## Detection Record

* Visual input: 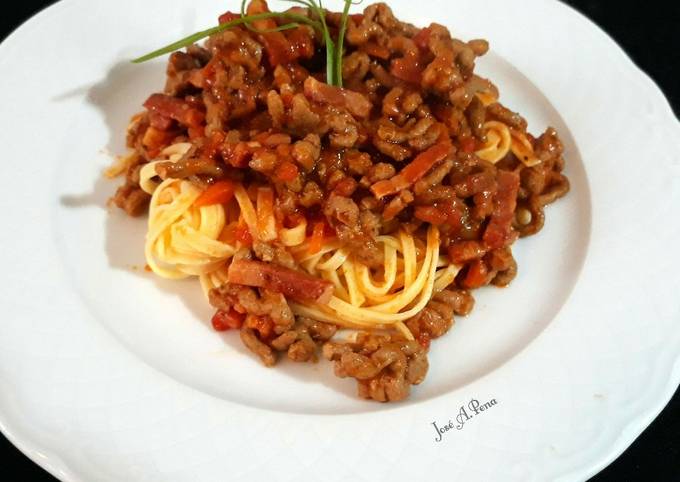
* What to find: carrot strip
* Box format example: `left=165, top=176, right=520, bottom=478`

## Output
left=371, top=140, right=452, bottom=199
left=194, top=180, right=235, bottom=207
left=308, top=221, right=325, bottom=255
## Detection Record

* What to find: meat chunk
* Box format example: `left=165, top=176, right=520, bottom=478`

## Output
left=241, top=327, right=276, bottom=367
left=112, top=183, right=150, bottom=217
left=324, top=192, right=360, bottom=226
left=323, top=333, right=429, bottom=402
left=209, top=283, right=294, bottom=331
left=143, top=93, right=205, bottom=127
left=227, top=259, right=334, bottom=304
left=303, top=76, right=372, bottom=118
left=482, top=170, right=520, bottom=249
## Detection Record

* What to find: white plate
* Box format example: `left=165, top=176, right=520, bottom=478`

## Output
left=0, top=0, right=678, bottom=480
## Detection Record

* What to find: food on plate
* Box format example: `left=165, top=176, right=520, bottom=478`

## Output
left=108, top=0, right=570, bottom=401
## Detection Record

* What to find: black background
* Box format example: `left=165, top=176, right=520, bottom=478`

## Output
left=1, top=1, right=678, bottom=480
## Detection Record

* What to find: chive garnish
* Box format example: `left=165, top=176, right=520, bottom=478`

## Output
left=131, top=0, right=359, bottom=87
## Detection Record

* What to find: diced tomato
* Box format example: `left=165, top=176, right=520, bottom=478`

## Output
left=275, top=161, right=299, bottom=182
left=143, top=93, right=205, bottom=127
left=261, top=33, right=294, bottom=66
left=303, top=77, right=371, bottom=118
left=200, top=130, right=225, bottom=159
left=417, top=332, right=431, bottom=350
left=245, top=315, right=274, bottom=339
left=333, top=177, right=358, bottom=197
left=482, top=170, right=520, bottom=249
left=222, top=142, right=253, bottom=168
left=211, top=309, right=245, bottom=331
left=142, top=126, right=176, bottom=157
left=194, top=180, right=236, bottom=207
left=350, top=14, right=364, bottom=24
left=288, top=27, right=314, bottom=59
left=235, top=223, right=253, bottom=247
left=413, top=26, right=432, bottom=51
left=448, top=241, right=487, bottom=264
left=414, top=205, right=448, bottom=225
left=218, top=11, right=240, bottom=24
left=361, top=41, right=391, bottom=59
left=201, top=56, right=221, bottom=87
left=390, top=55, right=423, bottom=84
left=460, top=137, right=477, bottom=153
left=308, top=221, right=326, bottom=255
left=149, top=112, right=174, bottom=130
left=247, top=0, right=295, bottom=66
left=188, top=126, right=204, bottom=140
left=461, top=259, right=490, bottom=289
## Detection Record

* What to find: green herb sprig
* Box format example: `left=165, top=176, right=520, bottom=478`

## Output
left=131, top=0, right=359, bottom=88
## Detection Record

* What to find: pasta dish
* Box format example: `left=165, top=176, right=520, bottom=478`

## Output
left=107, top=0, right=569, bottom=401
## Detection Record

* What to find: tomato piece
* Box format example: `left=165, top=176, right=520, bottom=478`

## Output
left=261, top=33, right=294, bottom=66
left=460, top=137, right=477, bottom=153
left=188, top=126, right=204, bottom=140
left=417, top=332, right=431, bottom=350
left=235, top=223, right=253, bottom=247
left=143, top=93, right=205, bottom=127
left=276, top=161, right=299, bottom=182
left=245, top=315, right=274, bottom=339
left=211, top=309, right=245, bottom=331
left=288, top=27, right=314, bottom=59
left=149, top=112, right=174, bottom=130
left=308, top=221, right=325, bottom=255
left=413, top=27, right=432, bottom=51
left=361, top=41, right=391, bottom=59
left=390, top=55, right=423, bottom=84
left=200, top=130, right=225, bottom=159
left=350, top=13, right=364, bottom=24
left=448, top=241, right=487, bottom=264
left=462, top=259, right=490, bottom=289
left=194, top=180, right=236, bottom=207
left=142, top=126, right=176, bottom=157
left=218, top=12, right=240, bottom=24
left=275, top=161, right=299, bottom=182
left=414, top=206, right=448, bottom=225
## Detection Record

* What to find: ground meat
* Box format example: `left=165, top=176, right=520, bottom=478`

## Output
left=363, top=162, right=396, bottom=185
left=165, top=50, right=205, bottom=96
left=323, top=332, right=428, bottom=402
left=342, top=51, right=371, bottom=84
left=252, top=241, right=297, bottom=269
left=405, top=288, right=473, bottom=340
left=413, top=159, right=454, bottom=195
left=289, top=94, right=321, bottom=135
left=112, top=183, right=150, bottom=217
left=324, top=192, right=360, bottom=226
left=324, top=110, right=360, bottom=148
left=209, top=284, right=294, bottom=333
left=432, top=288, right=475, bottom=316
left=269, top=317, right=337, bottom=362
left=346, top=150, right=373, bottom=175
left=299, top=181, right=324, bottom=207
left=487, top=102, right=527, bottom=131
left=383, top=87, right=423, bottom=118
left=241, top=327, right=276, bottom=366
left=466, top=95, right=486, bottom=140
left=292, top=134, right=321, bottom=171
